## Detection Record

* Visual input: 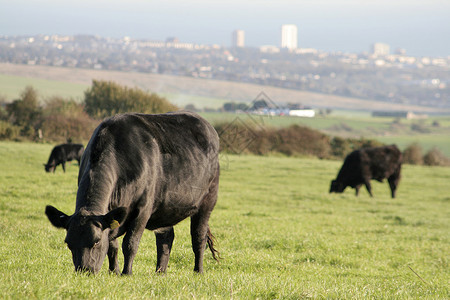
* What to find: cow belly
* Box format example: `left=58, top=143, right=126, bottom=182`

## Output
left=146, top=205, right=198, bottom=230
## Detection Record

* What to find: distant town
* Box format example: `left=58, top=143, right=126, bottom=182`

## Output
left=0, top=30, right=449, bottom=109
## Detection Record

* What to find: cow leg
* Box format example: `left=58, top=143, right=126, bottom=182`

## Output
left=190, top=171, right=219, bottom=273
left=364, top=180, right=373, bottom=197
left=155, top=226, right=175, bottom=273
left=388, top=174, right=400, bottom=198
left=355, top=184, right=362, bottom=196
left=108, top=239, right=120, bottom=274
left=121, top=211, right=150, bottom=275
left=62, top=162, right=66, bottom=173
left=190, top=213, right=211, bottom=273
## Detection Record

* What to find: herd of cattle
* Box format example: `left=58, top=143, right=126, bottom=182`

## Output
left=44, top=112, right=402, bottom=275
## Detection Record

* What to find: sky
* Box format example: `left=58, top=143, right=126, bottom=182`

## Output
left=1, top=0, right=449, bottom=57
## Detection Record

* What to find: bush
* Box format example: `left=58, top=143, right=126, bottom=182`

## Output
left=330, top=137, right=352, bottom=158
left=40, top=97, right=97, bottom=143
left=84, top=80, right=178, bottom=118
left=216, top=122, right=331, bottom=158
left=329, top=137, right=384, bottom=159
left=0, top=120, right=21, bottom=140
left=272, top=125, right=331, bottom=158
left=353, top=138, right=384, bottom=149
left=423, top=148, right=450, bottom=166
left=403, top=143, right=423, bottom=165
left=1, top=84, right=178, bottom=143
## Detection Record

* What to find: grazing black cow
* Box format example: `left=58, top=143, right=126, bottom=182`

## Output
left=330, top=145, right=402, bottom=198
left=44, top=143, right=84, bottom=173
left=45, top=112, right=220, bottom=275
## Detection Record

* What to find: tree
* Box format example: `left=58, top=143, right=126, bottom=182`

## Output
left=6, top=86, right=41, bottom=127
left=5, top=86, right=42, bottom=138
left=84, top=80, right=178, bottom=118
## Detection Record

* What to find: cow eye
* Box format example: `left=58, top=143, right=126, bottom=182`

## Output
left=93, top=241, right=100, bottom=248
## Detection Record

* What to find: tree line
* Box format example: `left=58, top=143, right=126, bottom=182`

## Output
left=0, top=80, right=177, bottom=143
left=0, top=81, right=448, bottom=166
left=216, top=122, right=450, bottom=166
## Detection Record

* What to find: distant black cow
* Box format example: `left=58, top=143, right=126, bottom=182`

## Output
left=45, top=112, right=220, bottom=275
left=44, top=143, right=84, bottom=173
left=330, top=145, right=402, bottom=198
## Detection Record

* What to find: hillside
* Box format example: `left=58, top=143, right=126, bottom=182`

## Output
left=1, top=63, right=448, bottom=113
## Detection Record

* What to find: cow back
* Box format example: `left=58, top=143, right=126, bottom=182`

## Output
left=75, top=112, right=219, bottom=219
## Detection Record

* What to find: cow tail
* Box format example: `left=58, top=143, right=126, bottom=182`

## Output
left=206, top=226, right=220, bottom=261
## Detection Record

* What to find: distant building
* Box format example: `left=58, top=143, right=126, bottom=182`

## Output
left=232, top=30, right=245, bottom=48
left=247, top=92, right=315, bottom=118
left=289, top=109, right=315, bottom=118
left=259, top=45, right=280, bottom=53
left=166, top=37, right=179, bottom=43
left=371, top=43, right=390, bottom=56
left=281, top=24, right=298, bottom=50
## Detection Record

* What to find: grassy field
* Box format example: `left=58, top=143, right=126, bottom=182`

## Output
left=2, top=63, right=449, bottom=114
left=1, top=64, right=450, bottom=157
left=0, top=141, right=448, bottom=299
left=0, top=73, right=228, bottom=110
left=0, top=73, right=89, bottom=101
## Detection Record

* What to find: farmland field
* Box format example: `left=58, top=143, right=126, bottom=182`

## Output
left=0, top=141, right=448, bottom=298
left=1, top=63, right=450, bottom=157
left=0, top=73, right=89, bottom=101
left=2, top=63, right=449, bottom=114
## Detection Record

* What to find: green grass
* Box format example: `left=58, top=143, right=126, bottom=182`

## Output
left=161, top=93, right=229, bottom=110
left=376, top=134, right=450, bottom=157
left=0, top=73, right=227, bottom=110
left=0, top=141, right=449, bottom=298
left=0, top=74, right=89, bottom=102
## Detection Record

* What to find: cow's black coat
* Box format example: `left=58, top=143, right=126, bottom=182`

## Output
left=45, top=112, right=220, bottom=274
left=330, top=145, right=402, bottom=198
left=44, top=143, right=84, bottom=173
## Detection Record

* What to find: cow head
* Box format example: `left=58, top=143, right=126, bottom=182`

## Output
left=44, top=163, right=55, bottom=173
left=45, top=205, right=127, bottom=273
left=329, top=180, right=345, bottom=193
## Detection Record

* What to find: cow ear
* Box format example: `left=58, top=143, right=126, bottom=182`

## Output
left=102, top=207, right=127, bottom=230
left=45, top=205, right=70, bottom=229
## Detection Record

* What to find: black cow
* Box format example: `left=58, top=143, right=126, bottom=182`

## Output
left=45, top=112, right=220, bottom=275
left=44, top=143, right=84, bottom=173
left=330, top=145, right=402, bottom=198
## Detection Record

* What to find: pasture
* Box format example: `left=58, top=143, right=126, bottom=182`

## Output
left=0, top=141, right=448, bottom=299
left=2, top=66, right=450, bottom=157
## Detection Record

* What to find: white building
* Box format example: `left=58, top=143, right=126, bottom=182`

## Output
left=259, top=45, right=280, bottom=53
left=281, top=24, right=298, bottom=50
left=289, top=109, right=315, bottom=118
left=371, top=43, right=390, bottom=56
left=232, top=30, right=245, bottom=48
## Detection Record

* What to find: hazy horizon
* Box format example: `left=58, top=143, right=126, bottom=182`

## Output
left=1, top=0, right=449, bottom=57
